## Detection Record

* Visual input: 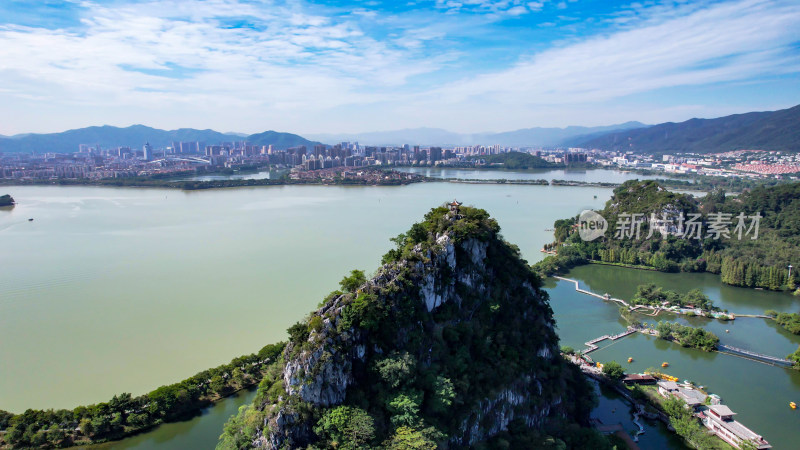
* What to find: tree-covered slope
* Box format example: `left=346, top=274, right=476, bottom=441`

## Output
left=578, top=104, right=800, bottom=154
left=220, top=205, right=605, bottom=449
left=472, top=151, right=559, bottom=169
left=245, top=130, right=323, bottom=150
left=535, top=180, right=800, bottom=292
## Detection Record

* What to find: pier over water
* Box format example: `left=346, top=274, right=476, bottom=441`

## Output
left=555, top=276, right=795, bottom=367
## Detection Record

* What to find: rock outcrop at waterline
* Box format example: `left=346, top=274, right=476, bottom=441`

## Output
left=0, top=194, right=14, bottom=207
left=233, top=205, right=594, bottom=449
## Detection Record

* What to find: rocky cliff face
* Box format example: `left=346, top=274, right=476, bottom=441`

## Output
left=248, top=206, right=588, bottom=449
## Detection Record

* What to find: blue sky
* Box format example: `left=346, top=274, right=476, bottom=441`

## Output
left=0, top=0, right=798, bottom=135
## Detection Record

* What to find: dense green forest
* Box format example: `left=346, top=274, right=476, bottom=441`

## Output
left=0, top=343, right=285, bottom=449
left=0, top=194, right=14, bottom=207
left=765, top=310, right=800, bottom=334
left=789, top=347, right=800, bottom=369
left=533, top=180, right=800, bottom=292
left=655, top=321, right=720, bottom=351
left=471, top=151, right=559, bottom=169
left=219, top=205, right=619, bottom=449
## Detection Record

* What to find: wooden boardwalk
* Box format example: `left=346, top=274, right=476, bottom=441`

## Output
left=582, top=327, right=637, bottom=354
left=554, top=276, right=630, bottom=307
left=554, top=276, right=796, bottom=368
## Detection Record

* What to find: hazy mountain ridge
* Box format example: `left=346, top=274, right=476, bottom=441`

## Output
left=482, top=121, right=647, bottom=147
left=0, top=125, right=320, bottom=153
left=3, top=103, right=797, bottom=154
left=576, top=104, right=800, bottom=154
left=307, top=122, right=648, bottom=147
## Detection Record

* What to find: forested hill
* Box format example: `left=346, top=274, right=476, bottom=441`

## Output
left=246, top=130, right=322, bottom=150
left=576, top=104, right=800, bottom=154
left=535, top=180, right=800, bottom=292
left=472, top=151, right=559, bottom=169
left=0, top=125, right=322, bottom=153
left=219, top=205, right=615, bottom=449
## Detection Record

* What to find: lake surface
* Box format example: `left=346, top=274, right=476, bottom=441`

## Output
left=0, top=182, right=608, bottom=413
left=174, top=168, right=290, bottom=182
left=86, top=388, right=257, bottom=450
left=2, top=180, right=797, bottom=448
left=590, top=380, right=685, bottom=450
left=546, top=264, right=800, bottom=449
left=398, top=166, right=675, bottom=183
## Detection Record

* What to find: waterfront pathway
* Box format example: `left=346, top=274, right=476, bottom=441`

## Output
left=555, top=276, right=795, bottom=368
left=554, top=276, right=630, bottom=307
left=555, top=275, right=756, bottom=320
left=582, top=327, right=637, bottom=354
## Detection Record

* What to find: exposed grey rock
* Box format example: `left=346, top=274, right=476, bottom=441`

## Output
left=255, top=233, right=562, bottom=449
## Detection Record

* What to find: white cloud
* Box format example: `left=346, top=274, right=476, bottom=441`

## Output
left=0, top=0, right=444, bottom=115
left=527, top=2, right=545, bottom=11
left=0, top=0, right=798, bottom=134
left=434, top=0, right=542, bottom=15
left=430, top=0, right=800, bottom=106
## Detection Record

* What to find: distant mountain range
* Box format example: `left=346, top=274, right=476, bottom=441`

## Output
left=574, top=104, right=800, bottom=154
left=0, top=125, right=321, bottom=153
left=1, top=104, right=797, bottom=154
left=306, top=122, right=648, bottom=147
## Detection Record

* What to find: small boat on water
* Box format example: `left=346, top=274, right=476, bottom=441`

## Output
left=28, top=218, right=33, bottom=222
left=791, top=402, right=797, bottom=410
left=628, top=357, right=633, bottom=363
left=662, top=362, right=669, bottom=367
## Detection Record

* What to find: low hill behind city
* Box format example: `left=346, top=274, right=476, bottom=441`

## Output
left=574, top=104, right=800, bottom=154
left=0, top=125, right=321, bottom=153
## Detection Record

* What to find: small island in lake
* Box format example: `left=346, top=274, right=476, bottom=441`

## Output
left=0, top=194, right=15, bottom=207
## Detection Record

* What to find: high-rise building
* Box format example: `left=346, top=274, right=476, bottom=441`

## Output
left=429, top=147, right=443, bottom=162
left=142, top=142, right=153, bottom=161
left=175, top=141, right=197, bottom=154
left=565, top=152, right=587, bottom=164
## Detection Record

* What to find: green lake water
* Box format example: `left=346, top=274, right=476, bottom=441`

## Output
left=0, top=182, right=608, bottom=412
left=398, top=166, right=674, bottom=183
left=1, top=177, right=797, bottom=448
left=84, top=388, right=257, bottom=450
left=547, top=264, right=800, bottom=449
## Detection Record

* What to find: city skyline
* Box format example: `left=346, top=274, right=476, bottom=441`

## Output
left=1, top=0, right=799, bottom=135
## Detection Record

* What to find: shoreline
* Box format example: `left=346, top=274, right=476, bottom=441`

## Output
left=0, top=343, right=285, bottom=449
left=0, top=175, right=700, bottom=191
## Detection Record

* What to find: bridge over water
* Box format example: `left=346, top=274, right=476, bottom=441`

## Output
left=717, top=344, right=794, bottom=367
left=554, top=276, right=796, bottom=368
left=149, top=156, right=211, bottom=165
